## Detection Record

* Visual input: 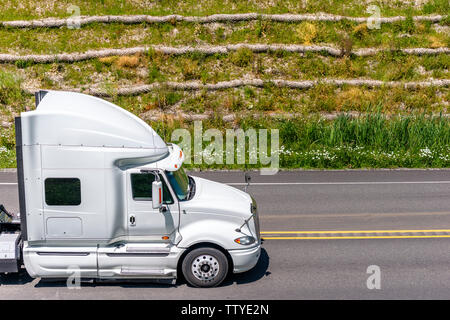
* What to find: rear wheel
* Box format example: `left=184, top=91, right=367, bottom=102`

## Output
left=182, top=247, right=229, bottom=288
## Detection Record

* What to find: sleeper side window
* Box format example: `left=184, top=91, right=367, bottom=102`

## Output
left=131, top=173, right=174, bottom=204
left=45, top=178, right=81, bottom=206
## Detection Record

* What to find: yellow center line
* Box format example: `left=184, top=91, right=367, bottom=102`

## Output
left=260, top=229, right=450, bottom=240
left=263, top=235, right=450, bottom=240
left=261, top=229, right=450, bottom=234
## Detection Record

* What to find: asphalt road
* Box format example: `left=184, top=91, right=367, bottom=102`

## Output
left=1, top=169, right=449, bottom=299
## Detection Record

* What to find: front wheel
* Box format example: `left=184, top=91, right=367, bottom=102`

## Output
left=182, top=247, right=229, bottom=288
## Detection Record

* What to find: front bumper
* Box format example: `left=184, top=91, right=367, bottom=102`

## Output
left=229, top=244, right=261, bottom=273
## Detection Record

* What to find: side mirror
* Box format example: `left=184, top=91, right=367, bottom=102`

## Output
left=152, top=180, right=163, bottom=209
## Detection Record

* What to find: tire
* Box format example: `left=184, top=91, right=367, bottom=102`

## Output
left=182, top=247, right=229, bottom=288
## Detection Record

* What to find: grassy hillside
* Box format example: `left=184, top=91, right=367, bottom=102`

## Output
left=0, top=0, right=448, bottom=20
left=0, top=0, right=448, bottom=169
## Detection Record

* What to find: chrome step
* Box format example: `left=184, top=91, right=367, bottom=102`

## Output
left=120, top=267, right=176, bottom=276
left=125, top=246, right=170, bottom=254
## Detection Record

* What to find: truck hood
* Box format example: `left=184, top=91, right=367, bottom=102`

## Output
left=182, top=176, right=252, bottom=220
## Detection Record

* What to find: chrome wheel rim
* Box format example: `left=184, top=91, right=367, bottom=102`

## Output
left=191, top=254, right=220, bottom=282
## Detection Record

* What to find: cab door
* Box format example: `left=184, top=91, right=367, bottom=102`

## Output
left=126, top=169, right=179, bottom=239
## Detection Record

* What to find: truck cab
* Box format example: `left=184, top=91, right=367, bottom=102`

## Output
left=12, top=90, right=261, bottom=287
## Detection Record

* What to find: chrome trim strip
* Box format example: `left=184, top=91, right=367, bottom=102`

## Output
left=36, top=251, right=90, bottom=256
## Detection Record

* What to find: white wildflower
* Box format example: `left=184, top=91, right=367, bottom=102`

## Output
left=419, top=148, right=433, bottom=158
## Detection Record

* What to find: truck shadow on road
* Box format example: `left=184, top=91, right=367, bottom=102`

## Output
left=0, top=269, right=34, bottom=286
left=221, top=248, right=270, bottom=287
left=0, top=248, right=270, bottom=289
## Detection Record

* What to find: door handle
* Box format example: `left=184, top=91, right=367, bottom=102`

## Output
left=130, top=215, right=136, bottom=226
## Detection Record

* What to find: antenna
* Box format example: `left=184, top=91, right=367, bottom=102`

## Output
left=244, top=171, right=251, bottom=193
left=243, top=153, right=251, bottom=193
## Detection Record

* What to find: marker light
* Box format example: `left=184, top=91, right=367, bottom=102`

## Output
left=234, top=236, right=256, bottom=245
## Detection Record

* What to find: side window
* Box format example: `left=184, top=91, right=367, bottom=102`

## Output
left=45, top=178, right=81, bottom=206
left=131, top=173, right=174, bottom=204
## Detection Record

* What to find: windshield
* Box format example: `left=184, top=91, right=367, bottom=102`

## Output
left=165, top=167, right=190, bottom=201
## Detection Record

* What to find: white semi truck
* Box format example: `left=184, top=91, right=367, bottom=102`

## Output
left=0, top=90, right=261, bottom=288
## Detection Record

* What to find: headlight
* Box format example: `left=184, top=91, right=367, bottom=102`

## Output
left=234, top=236, right=256, bottom=245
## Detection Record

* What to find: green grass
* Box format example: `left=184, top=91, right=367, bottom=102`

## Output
left=0, top=125, right=16, bottom=168
left=5, top=51, right=449, bottom=84
left=0, top=0, right=448, bottom=169
left=0, top=70, right=23, bottom=107
left=0, top=19, right=447, bottom=55
left=276, top=115, right=450, bottom=168
left=0, top=147, right=15, bottom=168
left=153, top=114, right=450, bottom=169
left=0, top=0, right=448, bottom=21
left=1, top=112, right=449, bottom=169
left=111, top=85, right=448, bottom=115
left=0, top=50, right=447, bottom=117
left=155, top=114, right=450, bottom=169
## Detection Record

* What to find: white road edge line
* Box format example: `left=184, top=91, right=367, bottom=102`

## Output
left=226, top=181, right=450, bottom=185
left=1, top=181, right=450, bottom=186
